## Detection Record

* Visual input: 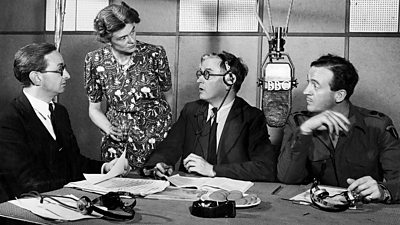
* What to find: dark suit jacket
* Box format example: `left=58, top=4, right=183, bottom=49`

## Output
left=0, top=93, right=103, bottom=202
left=145, top=97, right=277, bottom=181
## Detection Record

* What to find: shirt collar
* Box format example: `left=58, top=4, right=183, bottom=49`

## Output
left=23, top=89, right=54, bottom=117
left=207, top=99, right=235, bottom=121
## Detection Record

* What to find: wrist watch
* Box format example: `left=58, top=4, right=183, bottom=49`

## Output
left=379, top=184, right=392, bottom=204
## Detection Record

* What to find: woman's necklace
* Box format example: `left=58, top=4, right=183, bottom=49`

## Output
left=111, top=48, right=134, bottom=75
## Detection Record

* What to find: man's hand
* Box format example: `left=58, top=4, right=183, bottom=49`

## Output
left=183, top=153, right=215, bottom=177
left=103, top=157, right=131, bottom=176
left=347, top=176, right=384, bottom=202
left=143, top=162, right=173, bottom=178
left=300, top=110, right=350, bottom=136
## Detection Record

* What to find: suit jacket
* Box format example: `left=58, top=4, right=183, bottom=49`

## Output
left=0, top=93, right=103, bottom=202
left=145, top=97, right=277, bottom=181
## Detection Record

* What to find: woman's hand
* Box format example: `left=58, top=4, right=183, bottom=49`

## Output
left=106, top=125, right=123, bottom=141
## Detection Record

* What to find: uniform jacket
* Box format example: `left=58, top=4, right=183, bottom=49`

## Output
left=0, top=93, right=103, bottom=202
left=145, top=97, right=277, bottom=181
left=277, top=103, right=400, bottom=203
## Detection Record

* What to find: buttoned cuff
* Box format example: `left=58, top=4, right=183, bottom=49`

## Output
left=379, top=183, right=392, bottom=204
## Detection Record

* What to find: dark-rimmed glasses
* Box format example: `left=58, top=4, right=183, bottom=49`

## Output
left=196, top=70, right=226, bottom=80
left=40, top=64, right=67, bottom=76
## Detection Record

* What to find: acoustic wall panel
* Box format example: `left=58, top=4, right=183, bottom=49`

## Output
left=116, top=0, right=177, bottom=32
left=76, top=0, right=109, bottom=31
left=0, top=0, right=45, bottom=31
left=179, top=0, right=218, bottom=32
left=46, top=0, right=77, bottom=31
left=350, top=0, right=399, bottom=32
left=46, top=0, right=108, bottom=31
left=0, top=35, right=46, bottom=110
left=349, top=37, right=400, bottom=129
left=218, top=0, right=258, bottom=32
left=263, top=0, right=346, bottom=33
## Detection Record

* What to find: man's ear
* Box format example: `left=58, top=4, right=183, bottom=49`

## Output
left=29, top=71, right=41, bottom=86
left=334, top=89, right=347, bottom=103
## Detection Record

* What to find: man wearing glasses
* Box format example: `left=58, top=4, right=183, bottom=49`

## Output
left=0, top=43, right=130, bottom=202
left=144, top=51, right=277, bottom=181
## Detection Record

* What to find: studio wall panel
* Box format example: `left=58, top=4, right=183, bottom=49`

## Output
left=349, top=37, right=400, bottom=129
left=0, top=0, right=45, bottom=31
left=46, top=34, right=104, bottom=160
left=178, top=36, right=260, bottom=114
left=262, top=37, right=345, bottom=112
left=263, top=0, right=346, bottom=33
left=0, top=35, right=45, bottom=107
left=113, top=0, right=177, bottom=32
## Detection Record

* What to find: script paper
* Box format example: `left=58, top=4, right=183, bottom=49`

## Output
left=166, top=174, right=253, bottom=192
left=84, top=149, right=127, bottom=184
left=65, top=177, right=170, bottom=196
left=145, top=186, right=211, bottom=201
left=9, top=194, right=101, bottom=221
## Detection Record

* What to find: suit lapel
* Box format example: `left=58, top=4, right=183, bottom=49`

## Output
left=16, top=93, right=57, bottom=142
left=193, top=103, right=210, bottom=159
left=217, top=98, right=244, bottom=163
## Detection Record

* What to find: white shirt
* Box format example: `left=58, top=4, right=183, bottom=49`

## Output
left=23, top=90, right=56, bottom=140
left=207, top=99, right=235, bottom=151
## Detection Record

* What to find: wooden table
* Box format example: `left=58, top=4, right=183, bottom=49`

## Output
left=0, top=182, right=399, bottom=225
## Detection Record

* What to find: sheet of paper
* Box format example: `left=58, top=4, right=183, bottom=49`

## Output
left=84, top=149, right=127, bottom=185
left=145, top=186, right=211, bottom=201
left=166, top=174, right=254, bottom=193
left=65, top=177, right=170, bottom=196
left=9, top=194, right=101, bottom=221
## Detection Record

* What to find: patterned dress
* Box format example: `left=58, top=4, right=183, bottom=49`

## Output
left=84, top=41, right=172, bottom=170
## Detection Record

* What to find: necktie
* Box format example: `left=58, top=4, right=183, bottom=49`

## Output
left=207, top=107, right=218, bottom=164
left=49, top=103, right=57, bottom=138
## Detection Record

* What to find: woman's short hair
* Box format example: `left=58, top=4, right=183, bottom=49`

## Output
left=94, top=2, right=140, bottom=43
left=13, top=43, right=57, bottom=87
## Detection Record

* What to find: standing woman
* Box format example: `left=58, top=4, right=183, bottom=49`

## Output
left=84, top=2, right=173, bottom=171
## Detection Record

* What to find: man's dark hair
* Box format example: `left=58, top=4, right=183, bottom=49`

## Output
left=201, top=51, right=248, bottom=92
left=310, top=54, right=359, bottom=100
left=13, top=43, right=57, bottom=87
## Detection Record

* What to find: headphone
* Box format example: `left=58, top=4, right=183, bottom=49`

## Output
left=77, top=191, right=136, bottom=220
left=310, top=179, right=360, bottom=212
left=223, top=62, right=236, bottom=87
left=22, top=191, right=137, bottom=221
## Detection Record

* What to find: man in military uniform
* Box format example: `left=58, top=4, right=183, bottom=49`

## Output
left=277, top=54, right=400, bottom=203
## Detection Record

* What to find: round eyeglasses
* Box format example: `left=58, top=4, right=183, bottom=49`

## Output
left=196, top=70, right=226, bottom=80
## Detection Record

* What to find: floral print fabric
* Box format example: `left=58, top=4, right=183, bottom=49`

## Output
left=84, top=41, right=172, bottom=170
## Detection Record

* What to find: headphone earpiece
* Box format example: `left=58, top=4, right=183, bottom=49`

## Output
left=76, top=192, right=136, bottom=220
left=77, top=196, right=94, bottom=215
left=223, top=71, right=236, bottom=86
left=314, top=189, right=329, bottom=199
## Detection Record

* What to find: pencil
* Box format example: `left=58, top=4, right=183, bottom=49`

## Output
left=271, top=185, right=283, bottom=195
